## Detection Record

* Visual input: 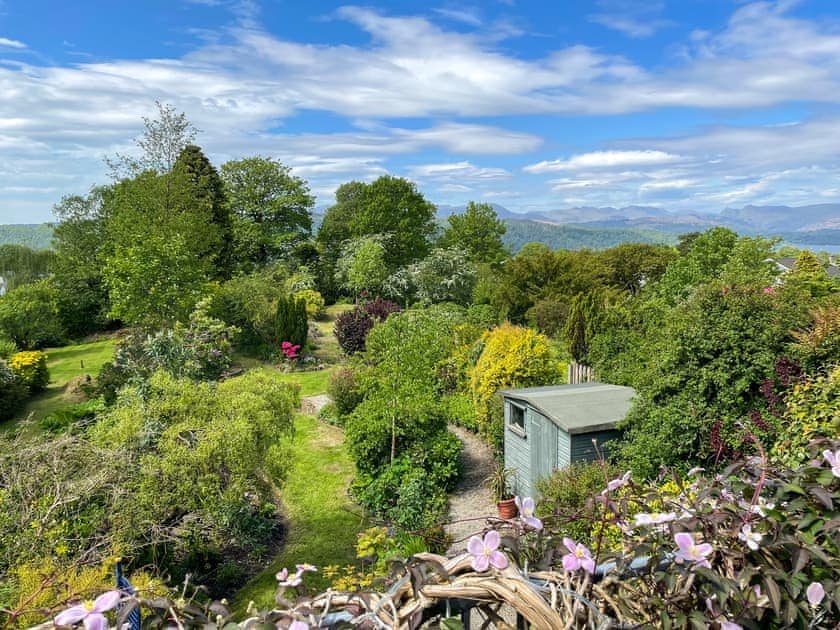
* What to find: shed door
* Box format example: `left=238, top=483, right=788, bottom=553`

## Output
left=529, top=412, right=557, bottom=497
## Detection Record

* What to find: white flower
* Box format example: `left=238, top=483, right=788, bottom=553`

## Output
left=634, top=512, right=677, bottom=527
left=737, top=524, right=762, bottom=550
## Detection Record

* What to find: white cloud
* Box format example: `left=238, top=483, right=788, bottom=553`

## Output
left=0, top=37, right=25, bottom=49
left=408, top=161, right=511, bottom=182
left=525, top=150, right=680, bottom=173
left=639, top=178, right=697, bottom=191
left=6, top=1, right=840, bottom=220
left=432, top=7, right=483, bottom=27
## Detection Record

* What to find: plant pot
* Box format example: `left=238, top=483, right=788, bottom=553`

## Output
left=497, top=498, right=518, bottom=519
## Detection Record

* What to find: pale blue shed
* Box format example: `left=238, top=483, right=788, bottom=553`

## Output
left=501, top=383, right=635, bottom=498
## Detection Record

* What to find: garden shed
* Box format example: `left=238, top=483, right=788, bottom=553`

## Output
left=500, top=383, right=636, bottom=498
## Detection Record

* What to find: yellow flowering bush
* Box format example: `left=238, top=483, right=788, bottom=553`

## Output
left=9, top=350, right=49, bottom=393
left=470, top=323, right=563, bottom=449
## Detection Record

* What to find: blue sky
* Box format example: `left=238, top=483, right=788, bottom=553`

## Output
left=3, top=0, right=840, bottom=223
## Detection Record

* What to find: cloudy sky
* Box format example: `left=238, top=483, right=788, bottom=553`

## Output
left=2, top=0, right=840, bottom=223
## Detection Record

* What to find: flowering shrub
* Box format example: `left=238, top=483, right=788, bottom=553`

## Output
left=470, top=323, right=562, bottom=451
left=9, top=350, right=49, bottom=393
left=280, top=341, right=300, bottom=359
left=12, top=438, right=840, bottom=629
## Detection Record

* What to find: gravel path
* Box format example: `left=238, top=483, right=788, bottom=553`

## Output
left=300, top=394, right=331, bottom=416
left=446, top=424, right=497, bottom=554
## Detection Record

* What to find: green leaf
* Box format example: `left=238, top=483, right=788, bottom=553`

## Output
left=762, top=575, right=782, bottom=613
left=440, top=618, right=465, bottom=630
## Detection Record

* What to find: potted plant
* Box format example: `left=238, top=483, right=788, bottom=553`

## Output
left=486, top=464, right=518, bottom=519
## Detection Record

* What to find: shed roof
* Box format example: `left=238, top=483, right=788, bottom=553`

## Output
left=499, top=383, right=636, bottom=435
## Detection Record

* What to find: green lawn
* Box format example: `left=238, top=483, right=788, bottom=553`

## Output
left=273, top=368, right=333, bottom=396
left=2, top=337, right=116, bottom=435
left=234, top=412, right=363, bottom=613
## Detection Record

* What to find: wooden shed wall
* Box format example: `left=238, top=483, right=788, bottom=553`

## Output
left=570, top=430, right=623, bottom=463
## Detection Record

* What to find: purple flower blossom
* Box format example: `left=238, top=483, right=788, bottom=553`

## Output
left=514, top=496, right=542, bottom=530
left=561, top=537, right=595, bottom=574
left=721, top=621, right=743, bottom=630
left=289, top=621, right=309, bottom=630
left=823, top=449, right=840, bottom=478
left=737, top=524, right=762, bottom=550
left=806, top=582, right=825, bottom=607
left=633, top=512, right=677, bottom=527
left=276, top=567, right=302, bottom=587
left=602, top=470, right=631, bottom=494
left=673, top=532, right=713, bottom=569
left=467, top=531, right=508, bottom=572
left=54, top=591, right=121, bottom=630
left=296, top=563, right=317, bottom=574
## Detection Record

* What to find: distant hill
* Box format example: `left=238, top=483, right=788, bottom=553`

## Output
left=0, top=224, right=54, bottom=250
left=502, top=219, right=677, bottom=252
left=436, top=202, right=840, bottom=245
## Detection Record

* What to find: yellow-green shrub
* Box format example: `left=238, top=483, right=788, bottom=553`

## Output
left=294, top=288, right=325, bottom=320
left=470, top=323, right=563, bottom=447
left=770, top=366, right=840, bottom=467
left=8, top=556, right=166, bottom=627
left=9, top=350, right=49, bottom=393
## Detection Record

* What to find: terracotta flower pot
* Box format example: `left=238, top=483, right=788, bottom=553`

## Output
left=497, top=497, right=519, bottom=519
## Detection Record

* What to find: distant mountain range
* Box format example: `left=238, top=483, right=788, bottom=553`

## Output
left=2, top=202, right=838, bottom=256
left=437, top=202, right=840, bottom=242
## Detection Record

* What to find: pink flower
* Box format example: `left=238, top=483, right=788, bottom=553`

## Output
left=289, top=621, right=309, bottom=630
left=296, top=563, right=317, bottom=574
left=737, top=524, right=762, bottom=550
left=276, top=567, right=302, bottom=587
left=721, top=621, right=743, bottom=630
left=54, top=591, right=121, bottom=630
left=561, top=537, right=595, bottom=574
left=602, top=470, right=631, bottom=494
left=806, top=582, right=825, bottom=607
left=634, top=512, right=677, bottom=527
left=514, top=496, right=542, bottom=530
left=823, top=449, right=840, bottom=478
left=467, top=531, right=508, bottom=572
left=673, top=532, right=713, bottom=569
left=762, top=286, right=775, bottom=294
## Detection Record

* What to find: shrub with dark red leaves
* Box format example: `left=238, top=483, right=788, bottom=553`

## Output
left=362, top=298, right=402, bottom=322
left=334, top=308, right=374, bottom=355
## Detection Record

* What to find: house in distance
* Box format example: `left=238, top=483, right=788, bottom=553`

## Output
left=501, top=383, right=636, bottom=498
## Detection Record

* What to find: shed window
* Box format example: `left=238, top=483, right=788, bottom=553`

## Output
left=509, top=402, right=526, bottom=433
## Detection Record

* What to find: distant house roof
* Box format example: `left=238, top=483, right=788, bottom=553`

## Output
left=499, top=383, right=636, bottom=435
left=769, top=257, right=840, bottom=279
left=774, top=257, right=797, bottom=271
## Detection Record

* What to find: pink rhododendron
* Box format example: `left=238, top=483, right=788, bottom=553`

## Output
left=467, top=530, right=508, bottom=572
left=673, top=532, right=713, bottom=568
left=561, top=537, right=595, bottom=573
left=54, top=591, right=121, bottom=630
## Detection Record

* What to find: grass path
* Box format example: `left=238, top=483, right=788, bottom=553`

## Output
left=233, top=412, right=363, bottom=612
left=2, top=337, right=117, bottom=435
